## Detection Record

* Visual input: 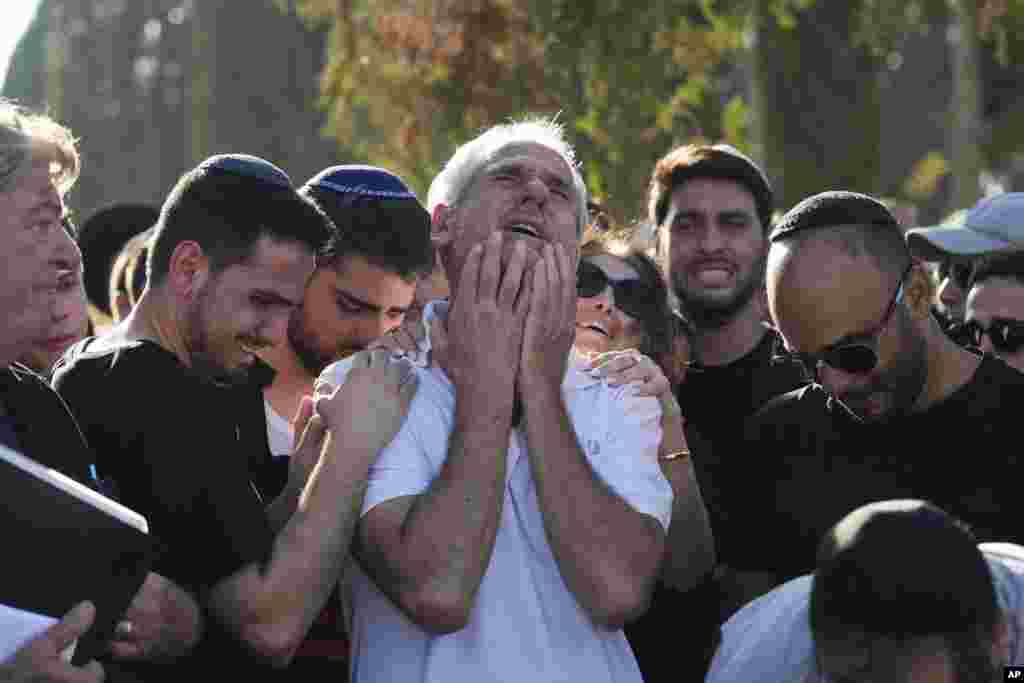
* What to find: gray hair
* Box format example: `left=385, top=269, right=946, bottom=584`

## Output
left=427, top=116, right=589, bottom=236
left=0, top=99, right=80, bottom=196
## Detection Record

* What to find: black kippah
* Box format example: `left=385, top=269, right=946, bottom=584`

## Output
left=770, top=191, right=900, bottom=243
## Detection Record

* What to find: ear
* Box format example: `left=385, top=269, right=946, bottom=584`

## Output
left=904, top=261, right=935, bottom=320
left=431, top=204, right=455, bottom=250
left=167, top=241, right=210, bottom=302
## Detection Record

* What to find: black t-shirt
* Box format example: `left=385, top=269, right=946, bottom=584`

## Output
left=625, top=328, right=808, bottom=683
left=0, top=363, right=95, bottom=486
left=718, top=353, right=1024, bottom=584
left=678, top=326, right=810, bottom=458
left=679, top=328, right=810, bottom=571
left=52, top=339, right=277, bottom=679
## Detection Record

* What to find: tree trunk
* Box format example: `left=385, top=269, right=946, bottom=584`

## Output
left=750, top=0, right=884, bottom=213
left=948, top=0, right=983, bottom=210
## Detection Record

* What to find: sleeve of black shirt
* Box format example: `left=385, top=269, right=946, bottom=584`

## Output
left=53, top=349, right=274, bottom=595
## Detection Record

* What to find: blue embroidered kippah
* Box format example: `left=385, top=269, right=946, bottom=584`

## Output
left=302, top=165, right=417, bottom=200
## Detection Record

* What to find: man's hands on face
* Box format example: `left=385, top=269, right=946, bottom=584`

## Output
left=5, top=601, right=104, bottom=683
left=314, top=349, right=419, bottom=455
left=518, top=243, right=576, bottom=392
left=445, top=232, right=532, bottom=416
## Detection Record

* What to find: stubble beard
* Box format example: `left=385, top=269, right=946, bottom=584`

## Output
left=287, top=310, right=334, bottom=379
left=672, top=263, right=762, bottom=331
left=186, top=291, right=249, bottom=387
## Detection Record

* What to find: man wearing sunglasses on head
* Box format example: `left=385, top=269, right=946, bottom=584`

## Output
left=709, top=191, right=1024, bottom=614
left=965, top=250, right=1024, bottom=371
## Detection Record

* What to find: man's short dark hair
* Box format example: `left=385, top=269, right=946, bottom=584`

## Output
left=969, top=250, right=1024, bottom=289
left=148, top=157, right=332, bottom=285
left=303, top=188, right=434, bottom=283
left=648, top=143, right=774, bottom=231
left=810, top=500, right=1000, bottom=682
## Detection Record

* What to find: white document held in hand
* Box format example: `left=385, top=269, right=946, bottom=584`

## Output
left=0, top=444, right=148, bottom=663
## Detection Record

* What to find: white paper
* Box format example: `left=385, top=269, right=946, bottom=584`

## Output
left=0, top=603, right=66, bottom=663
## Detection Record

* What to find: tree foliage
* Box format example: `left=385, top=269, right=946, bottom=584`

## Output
left=296, top=0, right=803, bottom=220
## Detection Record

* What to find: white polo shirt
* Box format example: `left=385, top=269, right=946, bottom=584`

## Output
left=706, top=542, right=1024, bottom=682
left=319, top=300, right=673, bottom=683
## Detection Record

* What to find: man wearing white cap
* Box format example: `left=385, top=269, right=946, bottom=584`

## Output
left=908, top=194, right=1024, bottom=351
left=907, top=193, right=1024, bottom=260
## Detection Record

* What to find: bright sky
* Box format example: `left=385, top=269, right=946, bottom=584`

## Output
left=0, top=0, right=42, bottom=90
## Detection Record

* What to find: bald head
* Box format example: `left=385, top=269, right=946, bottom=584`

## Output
left=768, top=224, right=910, bottom=345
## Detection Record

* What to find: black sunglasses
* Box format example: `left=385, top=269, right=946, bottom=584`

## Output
left=963, top=317, right=1024, bottom=353
left=777, top=265, right=910, bottom=379
left=576, top=260, right=655, bottom=320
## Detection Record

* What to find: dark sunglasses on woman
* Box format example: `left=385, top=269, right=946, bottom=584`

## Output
left=576, top=260, right=655, bottom=320
left=963, top=317, right=1024, bottom=353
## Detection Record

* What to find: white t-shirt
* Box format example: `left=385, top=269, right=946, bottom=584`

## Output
left=264, top=400, right=293, bottom=459
left=706, top=542, right=1024, bottom=682
left=319, top=300, right=673, bottom=683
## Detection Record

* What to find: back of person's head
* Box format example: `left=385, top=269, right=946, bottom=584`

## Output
left=579, top=226, right=688, bottom=385
left=426, top=116, right=589, bottom=236
left=300, top=165, right=433, bottom=282
left=810, top=500, right=1001, bottom=683
left=0, top=98, right=79, bottom=197
left=770, top=190, right=911, bottom=280
left=148, top=154, right=332, bottom=287
left=108, top=227, right=154, bottom=322
left=969, top=250, right=1024, bottom=289
left=648, top=143, right=774, bottom=232
left=77, top=203, right=159, bottom=319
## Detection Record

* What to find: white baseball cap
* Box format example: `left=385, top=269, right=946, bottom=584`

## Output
left=906, top=193, right=1024, bottom=261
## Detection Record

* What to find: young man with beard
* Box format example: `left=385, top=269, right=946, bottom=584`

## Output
left=249, top=165, right=432, bottom=679
left=719, top=191, right=1024, bottom=609
left=627, top=144, right=809, bottom=682
left=52, top=154, right=418, bottom=681
left=259, top=165, right=433, bottom=461
left=324, top=119, right=672, bottom=683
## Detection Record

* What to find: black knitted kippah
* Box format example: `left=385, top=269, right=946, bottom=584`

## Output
left=770, top=191, right=900, bottom=243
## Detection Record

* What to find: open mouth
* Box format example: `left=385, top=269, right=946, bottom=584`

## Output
left=580, top=323, right=609, bottom=337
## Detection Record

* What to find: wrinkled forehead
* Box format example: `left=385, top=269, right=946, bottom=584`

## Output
left=767, top=240, right=890, bottom=352
left=482, top=142, right=575, bottom=181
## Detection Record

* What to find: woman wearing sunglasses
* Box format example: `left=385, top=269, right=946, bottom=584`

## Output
left=965, top=250, right=1024, bottom=371
left=573, top=228, right=715, bottom=680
